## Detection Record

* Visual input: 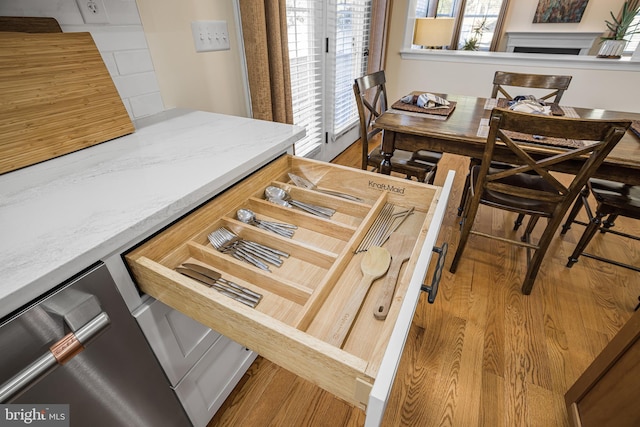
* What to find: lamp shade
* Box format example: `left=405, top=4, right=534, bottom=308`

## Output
left=413, top=17, right=455, bottom=48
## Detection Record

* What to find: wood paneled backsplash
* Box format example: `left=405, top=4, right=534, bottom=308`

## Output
left=0, top=31, right=134, bottom=175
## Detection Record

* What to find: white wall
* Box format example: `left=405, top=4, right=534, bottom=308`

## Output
left=386, top=0, right=640, bottom=114
left=0, top=0, right=165, bottom=121
left=134, top=0, right=249, bottom=118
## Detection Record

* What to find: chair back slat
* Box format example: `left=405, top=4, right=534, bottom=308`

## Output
left=354, top=70, right=388, bottom=169
left=479, top=108, right=630, bottom=218
left=491, top=71, right=572, bottom=103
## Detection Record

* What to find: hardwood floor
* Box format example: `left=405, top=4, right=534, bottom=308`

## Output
left=208, top=139, right=639, bottom=427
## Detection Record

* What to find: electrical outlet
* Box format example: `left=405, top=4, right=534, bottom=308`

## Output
left=76, top=0, right=109, bottom=24
left=191, top=21, right=230, bottom=53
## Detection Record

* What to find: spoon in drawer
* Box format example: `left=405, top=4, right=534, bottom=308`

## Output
left=373, top=233, right=413, bottom=320
left=327, top=246, right=391, bottom=347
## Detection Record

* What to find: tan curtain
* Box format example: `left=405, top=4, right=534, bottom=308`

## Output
left=367, top=0, right=392, bottom=74
left=239, top=0, right=293, bottom=124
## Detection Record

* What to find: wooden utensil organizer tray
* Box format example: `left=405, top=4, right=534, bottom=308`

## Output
left=126, top=155, right=449, bottom=415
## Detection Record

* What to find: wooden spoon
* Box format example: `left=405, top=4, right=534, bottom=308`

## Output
left=373, top=233, right=413, bottom=320
left=327, top=246, right=391, bottom=347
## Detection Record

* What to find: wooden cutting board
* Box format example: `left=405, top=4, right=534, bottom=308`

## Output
left=0, top=31, right=135, bottom=175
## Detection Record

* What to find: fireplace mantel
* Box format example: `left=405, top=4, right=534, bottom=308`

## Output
left=505, top=32, right=602, bottom=55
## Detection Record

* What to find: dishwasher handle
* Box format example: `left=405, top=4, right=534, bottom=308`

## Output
left=0, top=311, right=110, bottom=403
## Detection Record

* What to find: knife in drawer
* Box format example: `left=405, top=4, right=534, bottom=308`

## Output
left=181, top=263, right=263, bottom=301
left=175, top=267, right=260, bottom=307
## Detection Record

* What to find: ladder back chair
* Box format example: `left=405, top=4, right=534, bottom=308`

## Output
left=457, top=71, right=574, bottom=221
left=450, top=108, right=630, bottom=295
left=561, top=178, right=640, bottom=272
left=353, top=70, right=442, bottom=184
left=492, top=71, right=572, bottom=103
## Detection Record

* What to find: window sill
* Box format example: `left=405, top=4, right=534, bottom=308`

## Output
left=399, top=49, right=640, bottom=71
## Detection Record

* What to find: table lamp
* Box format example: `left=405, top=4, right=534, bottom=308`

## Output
left=413, top=17, right=455, bottom=49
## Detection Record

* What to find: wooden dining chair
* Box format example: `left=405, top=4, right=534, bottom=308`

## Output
left=561, top=178, right=640, bottom=272
left=492, top=71, right=572, bottom=103
left=457, top=71, right=574, bottom=221
left=353, top=70, right=442, bottom=184
left=450, top=108, right=630, bottom=295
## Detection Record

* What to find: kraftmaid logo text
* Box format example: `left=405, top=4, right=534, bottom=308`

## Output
left=1, top=405, right=68, bottom=426
left=368, top=180, right=406, bottom=194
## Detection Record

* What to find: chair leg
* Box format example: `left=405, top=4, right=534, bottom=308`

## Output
left=521, top=215, right=539, bottom=242
left=601, top=214, right=618, bottom=233
left=561, top=187, right=588, bottom=235
left=457, top=173, right=471, bottom=216
left=450, top=188, right=482, bottom=274
left=457, top=159, right=480, bottom=216
left=566, top=210, right=606, bottom=268
left=513, top=213, right=526, bottom=231
left=521, top=214, right=566, bottom=295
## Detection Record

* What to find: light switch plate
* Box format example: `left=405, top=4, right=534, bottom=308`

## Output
left=191, top=21, right=230, bottom=52
left=76, top=0, right=109, bottom=24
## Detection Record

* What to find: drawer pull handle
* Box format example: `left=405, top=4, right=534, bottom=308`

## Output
left=421, top=242, right=448, bottom=304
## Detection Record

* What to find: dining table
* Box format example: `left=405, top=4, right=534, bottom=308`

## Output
left=373, top=93, right=640, bottom=185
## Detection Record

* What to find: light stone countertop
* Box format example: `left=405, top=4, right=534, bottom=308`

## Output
left=0, top=109, right=304, bottom=319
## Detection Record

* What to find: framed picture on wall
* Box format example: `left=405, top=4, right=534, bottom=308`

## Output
left=533, top=0, right=590, bottom=23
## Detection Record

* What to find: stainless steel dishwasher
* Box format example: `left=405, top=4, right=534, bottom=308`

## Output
left=0, top=263, right=190, bottom=426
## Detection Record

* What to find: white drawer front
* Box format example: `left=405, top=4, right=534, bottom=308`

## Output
left=174, top=337, right=257, bottom=427
left=134, top=297, right=221, bottom=385
left=366, top=170, right=454, bottom=426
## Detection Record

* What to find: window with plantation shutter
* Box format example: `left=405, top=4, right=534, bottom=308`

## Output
left=332, top=0, right=370, bottom=136
left=286, top=0, right=372, bottom=160
left=287, top=0, right=325, bottom=158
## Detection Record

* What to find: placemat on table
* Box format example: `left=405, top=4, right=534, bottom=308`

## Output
left=391, top=98, right=456, bottom=117
left=495, top=98, right=564, bottom=116
left=502, top=130, right=586, bottom=149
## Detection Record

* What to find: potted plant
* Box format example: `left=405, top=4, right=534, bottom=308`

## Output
left=597, top=0, right=640, bottom=58
left=461, top=16, right=489, bottom=51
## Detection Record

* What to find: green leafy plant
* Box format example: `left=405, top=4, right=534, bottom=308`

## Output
left=603, top=0, right=640, bottom=41
left=461, top=38, right=480, bottom=51
left=460, top=16, right=489, bottom=51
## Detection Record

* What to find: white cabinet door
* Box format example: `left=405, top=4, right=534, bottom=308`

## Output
left=134, top=297, right=222, bottom=386
left=174, top=337, right=257, bottom=427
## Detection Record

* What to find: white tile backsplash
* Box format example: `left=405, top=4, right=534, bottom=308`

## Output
left=129, top=92, right=165, bottom=118
left=0, top=0, right=165, bottom=120
left=112, top=72, right=160, bottom=97
left=114, top=50, right=154, bottom=75
left=78, top=26, right=149, bottom=50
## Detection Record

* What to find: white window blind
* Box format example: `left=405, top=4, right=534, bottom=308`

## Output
left=332, top=0, right=371, bottom=136
left=287, top=0, right=325, bottom=157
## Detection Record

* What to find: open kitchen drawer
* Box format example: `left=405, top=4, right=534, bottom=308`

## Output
left=126, top=155, right=453, bottom=426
